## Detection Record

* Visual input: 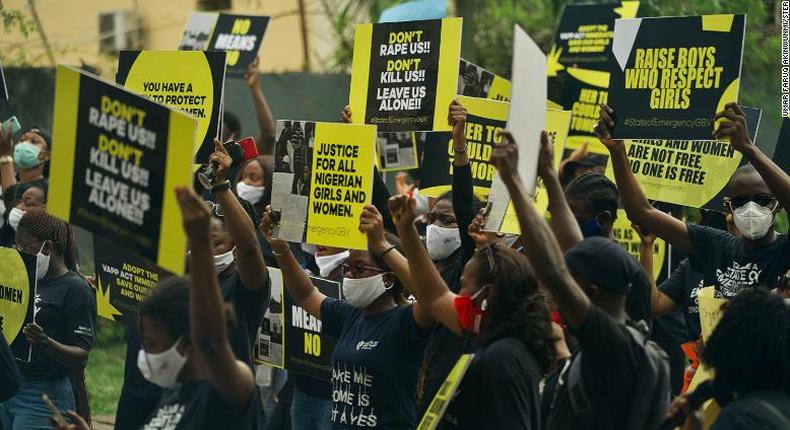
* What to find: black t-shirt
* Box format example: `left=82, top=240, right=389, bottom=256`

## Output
left=545, top=306, right=641, bottom=430
left=711, top=391, right=790, bottom=430
left=688, top=224, right=790, bottom=297
left=17, top=271, right=96, bottom=380
left=445, top=337, right=542, bottom=430
left=142, top=379, right=260, bottom=430
left=219, top=268, right=271, bottom=366
left=624, top=263, right=653, bottom=331
left=658, top=258, right=704, bottom=340
left=321, top=298, right=428, bottom=430
left=293, top=372, right=331, bottom=399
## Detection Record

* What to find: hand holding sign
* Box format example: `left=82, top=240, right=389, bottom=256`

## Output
left=260, top=206, right=289, bottom=253
left=594, top=104, right=626, bottom=153
left=491, top=130, right=522, bottom=184
left=22, top=323, right=48, bottom=347
left=359, top=205, right=388, bottom=255
left=175, top=186, right=211, bottom=245
left=209, top=138, right=233, bottom=183
left=340, top=106, right=352, bottom=124
left=387, top=194, right=417, bottom=231
left=713, top=103, right=752, bottom=153
left=448, top=99, right=467, bottom=152
left=537, top=129, right=555, bottom=180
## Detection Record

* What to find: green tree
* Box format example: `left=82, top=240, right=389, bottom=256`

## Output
left=0, top=5, right=38, bottom=66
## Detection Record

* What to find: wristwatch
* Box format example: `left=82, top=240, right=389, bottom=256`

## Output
left=211, top=180, right=231, bottom=193
left=0, top=155, right=13, bottom=164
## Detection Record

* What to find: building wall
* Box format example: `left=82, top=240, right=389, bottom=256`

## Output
left=1, top=0, right=340, bottom=77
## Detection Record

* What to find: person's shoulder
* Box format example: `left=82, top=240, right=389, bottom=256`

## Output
left=479, top=338, right=540, bottom=381
left=687, top=223, right=733, bottom=242
left=715, top=391, right=790, bottom=429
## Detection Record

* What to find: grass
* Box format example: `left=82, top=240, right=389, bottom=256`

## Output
left=85, top=320, right=126, bottom=417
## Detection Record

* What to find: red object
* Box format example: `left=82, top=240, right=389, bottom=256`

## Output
left=551, top=310, right=565, bottom=328
left=237, top=136, right=258, bottom=161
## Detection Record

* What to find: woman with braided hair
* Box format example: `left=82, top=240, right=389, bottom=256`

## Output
left=0, top=208, right=96, bottom=430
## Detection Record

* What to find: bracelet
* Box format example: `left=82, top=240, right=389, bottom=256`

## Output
left=377, top=245, right=396, bottom=258
left=211, top=180, right=231, bottom=193
left=453, top=142, right=468, bottom=153
left=0, top=155, right=13, bottom=164
left=272, top=247, right=291, bottom=257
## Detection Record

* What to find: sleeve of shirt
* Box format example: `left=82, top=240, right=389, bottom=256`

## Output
left=659, top=259, right=692, bottom=306
left=65, top=281, right=97, bottom=351
left=0, top=332, right=21, bottom=401
left=452, top=163, right=476, bottom=264
left=686, top=224, right=731, bottom=278
left=398, top=305, right=430, bottom=359
left=572, top=306, right=633, bottom=374
left=235, top=275, right=271, bottom=345
left=320, top=298, right=357, bottom=338
left=482, top=344, right=537, bottom=430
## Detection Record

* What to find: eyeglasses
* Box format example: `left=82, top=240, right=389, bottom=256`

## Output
left=725, top=194, right=777, bottom=210
left=340, top=262, right=389, bottom=277
left=203, top=201, right=224, bottom=217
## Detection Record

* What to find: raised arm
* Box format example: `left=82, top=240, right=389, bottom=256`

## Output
left=209, top=139, right=268, bottom=291
left=715, top=103, right=790, bottom=210
left=360, top=204, right=433, bottom=329
left=259, top=206, right=326, bottom=318
left=538, top=131, right=583, bottom=250
left=176, top=186, right=254, bottom=409
left=492, top=131, right=591, bottom=330
left=388, top=194, right=461, bottom=335
left=0, top=126, right=17, bottom=193
left=595, top=105, right=692, bottom=251
left=634, top=225, right=677, bottom=316
left=244, top=57, right=276, bottom=155
left=449, top=100, right=477, bottom=261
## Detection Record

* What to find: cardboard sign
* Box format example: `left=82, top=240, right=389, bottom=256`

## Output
left=609, top=14, right=746, bottom=140
left=49, top=65, right=196, bottom=275
left=420, top=95, right=509, bottom=198
left=377, top=132, right=419, bottom=171
left=349, top=18, right=462, bottom=132
left=283, top=276, right=341, bottom=380
left=116, top=50, right=226, bottom=163
left=271, top=120, right=376, bottom=250
left=254, top=268, right=285, bottom=368
left=485, top=25, right=546, bottom=233
left=548, top=2, right=640, bottom=154
left=604, top=106, right=760, bottom=209
left=417, top=354, right=475, bottom=430
left=93, top=236, right=168, bottom=321
left=457, top=59, right=510, bottom=101
left=179, top=12, right=270, bottom=74
left=0, top=247, right=37, bottom=362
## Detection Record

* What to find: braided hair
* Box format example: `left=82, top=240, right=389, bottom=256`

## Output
left=564, top=172, right=619, bottom=219
left=17, top=208, right=77, bottom=271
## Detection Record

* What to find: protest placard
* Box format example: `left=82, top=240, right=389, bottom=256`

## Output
left=605, top=106, right=761, bottom=209
left=549, top=2, right=640, bottom=154
left=283, top=275, right=341, bottom=380
left=485, top=25, right=546, bottom=233
left=612, top=209, right=666, bottom=281
left=179, top=12, right=269, bottom=74
left=420, top=95, right=509, bottom=198
left=377, top=132, right=419, bottom=171
left=457, top=59, right=510, bottom=102
left=349, top=18, right=462, bottom=132
left=417, top=354, right=474, bottom=430
left=271, top=120, right=376, bottom=250
left=0, top=247, right=37, bottom=362
left=93, top=236, right=168, bottom=321
left=254, top=268, right=285, bottom=368
left=49, top=65, right=196, bottom=275
left=773, top=117, right=790, bottom=174
left=117, top=50, right=226, bottom=163
left=609, top=14, right=746, bottom=140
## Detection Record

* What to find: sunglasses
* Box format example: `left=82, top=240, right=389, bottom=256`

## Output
left=203, top=201, right=224, bottom=217
left=725, top=194, right=777, bottom=210
left=340, top=262, right=389, bottom=277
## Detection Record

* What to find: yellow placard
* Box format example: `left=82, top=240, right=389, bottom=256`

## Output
left=417, top=353, right=474, bottom=430
left=0, top=248, right=34, bottom=345
left=612, top=209, right=666, bottom=281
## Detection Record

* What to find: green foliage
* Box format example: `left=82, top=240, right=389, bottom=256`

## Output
left=0, top=7, right=37, bottom=66
left=85, top=339, right=125, bottom=416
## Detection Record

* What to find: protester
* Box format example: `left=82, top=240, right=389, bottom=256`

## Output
left=595, top=103, right=790, bottom=297
left=52, top=186, right=261, bottom=430
left=0, top=209, right=96, bottom=430
left=259, top=203, right=433, bottom=430
left=244, top=56, right=277, bottom=155
left=494, top=130, right=670, bottom=430
left=667, top=288, right=790, bottom=429
left=7, top=184, right=47, bottom=233
left=388, top=192, right=557, bottom=429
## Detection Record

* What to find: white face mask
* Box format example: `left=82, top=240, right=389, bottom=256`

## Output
left=236, top=181, right=265, bottom=204
left=315, top=250, right=350, bottom=278
left=732, top=201, right=775, bottom=240
left=426, top=224, right=462, bottom=261
left=36, top=241, right=51, bottom=281
left=0, top=200, right=5, bottom=229
left=342, top=273, right=390, bottom=308
left=214, top=247, right=236, bottom=273
left=137, top=338, right=187, bottom=388
left=9, top=207, right=25, bottom=231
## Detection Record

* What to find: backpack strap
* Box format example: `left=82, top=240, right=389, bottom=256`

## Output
left=566, top=352, right=595, bottom=429
left=755, top=397, right=790, bottom=427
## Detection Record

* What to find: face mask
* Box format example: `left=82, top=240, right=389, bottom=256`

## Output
left=36, top=241, right=51, bottom=281
left=426, top=224, right=461, bottom=261
left=732, top=201, right=775, bottom=240
left=316, top=250, right=350, bottom=278
left=579, top=216, right=605, bottom=238
left=236, top=181, right=265, bottom=204
left=13, top=141, right=42, bottom=170
left=8, top=207, right=24, bottom=231
left=342, top=273, right=389, bottom=308
left=453, top=285, right=488, bottom=333
left=136, top=338, right=187, bottom=388
left=214, top=247, right=236, bottom=273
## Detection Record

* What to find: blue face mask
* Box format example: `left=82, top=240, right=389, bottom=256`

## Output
left=579, top=217, right=605, bottom=238
left=13, top=141, right=43, bottom=170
